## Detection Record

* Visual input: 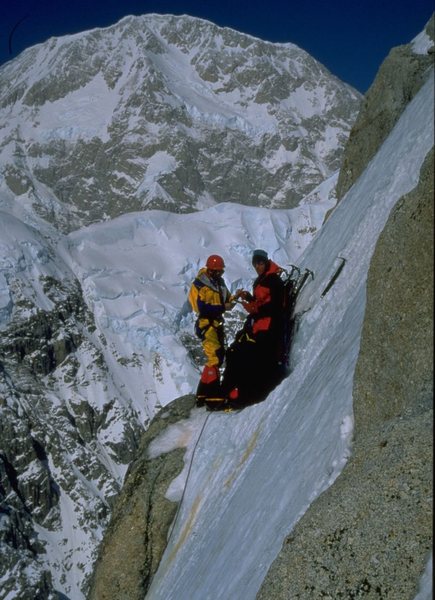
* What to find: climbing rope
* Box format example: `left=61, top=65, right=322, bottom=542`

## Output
left=166, top=410, right=211, bottom=546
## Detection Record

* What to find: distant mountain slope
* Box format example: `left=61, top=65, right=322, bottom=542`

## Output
left=0, top=191, right=336, bottom=598
left=0, top=14, right=361, bottom=231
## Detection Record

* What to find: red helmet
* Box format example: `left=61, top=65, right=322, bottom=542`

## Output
left=206, top=254, right=225, bottom=270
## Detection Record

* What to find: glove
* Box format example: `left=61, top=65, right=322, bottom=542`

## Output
left=239, top=290, right=254, bottom=301
left=232, top=289, right=249, bottom=300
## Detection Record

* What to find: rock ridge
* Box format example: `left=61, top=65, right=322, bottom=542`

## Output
left=88, top=394, right=197, bottom=600
left=257, top=148, right=433, bottom=599
left=335, top=14, right=434, bottom=201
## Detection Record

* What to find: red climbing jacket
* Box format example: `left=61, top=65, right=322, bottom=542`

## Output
left=241, top=261, right=284, bottom=336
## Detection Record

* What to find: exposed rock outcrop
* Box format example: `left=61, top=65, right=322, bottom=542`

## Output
left=257, top=149, right=433, bottom=599
left=88, top=394, right=197, bottom=600
left=335, top=14, right=434, bottom=201
left=0, top=263, right=145, bottom=597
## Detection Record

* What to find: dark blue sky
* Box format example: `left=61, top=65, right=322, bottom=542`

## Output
left=0, top=0, right=433, bottom=92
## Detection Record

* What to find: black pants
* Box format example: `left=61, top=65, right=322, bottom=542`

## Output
left=222, top=328, right=285, bottom=406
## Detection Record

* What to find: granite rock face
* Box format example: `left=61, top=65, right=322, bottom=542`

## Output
left=336, top=14, right=434, bottom=201
left=88, top=394, right=197, bottom=600
left=256, top=149, right=433, bottom=599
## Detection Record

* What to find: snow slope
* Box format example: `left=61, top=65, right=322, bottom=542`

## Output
left=0, top=18, right=431, bottom=598
left=0, top=141, right=336, bottom=599
left=144, top=72, right=434, bottom=600
left=59, top=173, right=338, bottom=413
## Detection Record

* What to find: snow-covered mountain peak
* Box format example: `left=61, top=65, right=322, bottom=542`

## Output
left=0, top=13, right=433, bottom=599
left=0, top=13, right=361, bottom=231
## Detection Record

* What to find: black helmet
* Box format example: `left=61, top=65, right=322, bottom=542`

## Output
left=252, top=249, right=269, bottom=265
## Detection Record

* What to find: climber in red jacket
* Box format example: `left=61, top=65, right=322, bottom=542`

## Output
left=222, top=249, right=285, bottom=406
left=240, top=249, right=285, bottom=340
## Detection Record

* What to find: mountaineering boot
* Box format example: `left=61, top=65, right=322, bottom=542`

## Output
left=225, top=387, right=241, bottom=409
left=228, top=387, right=239, bottom=401
left=196, top=365, right=224, bottom=407
left=205, top=397, right=227, bottom=411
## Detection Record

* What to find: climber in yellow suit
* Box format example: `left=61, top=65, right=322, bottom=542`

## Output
left=188, top=255, right=242, bottom=409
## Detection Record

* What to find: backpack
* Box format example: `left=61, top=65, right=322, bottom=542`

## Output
left=280, top=266, right=314, bottom=369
